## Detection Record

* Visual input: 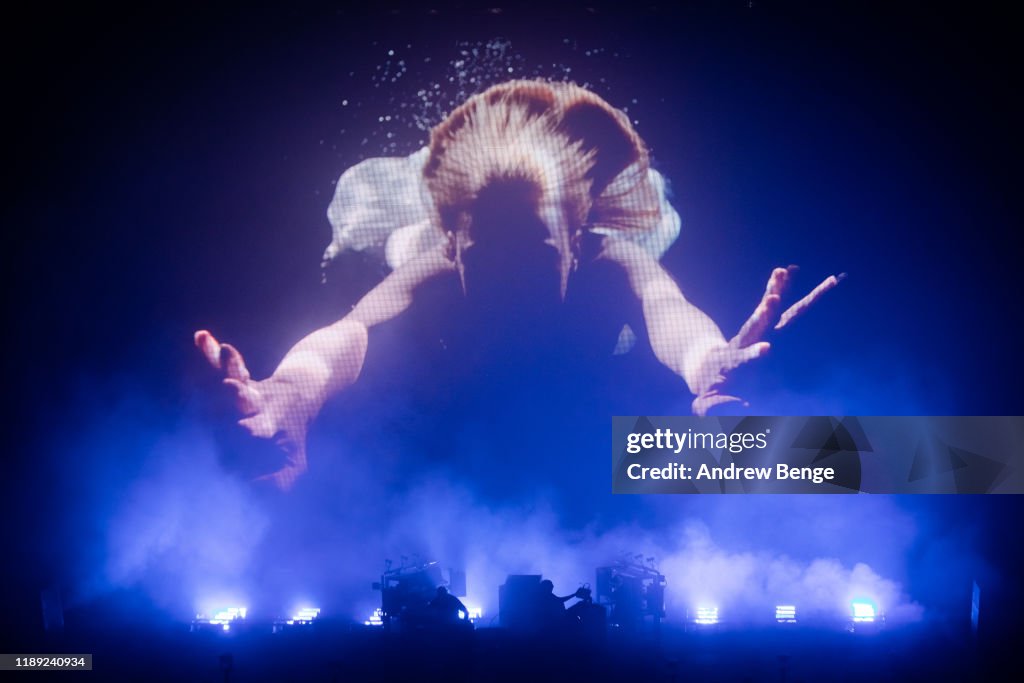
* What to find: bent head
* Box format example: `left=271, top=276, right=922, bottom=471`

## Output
left=424, top=80, right=652, bottom=299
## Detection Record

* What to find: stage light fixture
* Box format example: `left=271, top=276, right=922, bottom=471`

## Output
left=851, top=600, right=876, bottom=622
left=364, top=608, right=385, bottom=626
left=210, top=607, right=247, bottom=623
left=775, top=605, right=797, bottom=623
left=286, top=607, right=321, bottom=625
left=191, top=606, right=247, bottom=633
left=694, top=606, right=719, bottom=625
left=271, top=606, right=322, bottom=633
left=461, top=606, right=483, bottom=622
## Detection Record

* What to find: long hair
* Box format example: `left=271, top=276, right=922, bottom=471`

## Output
left=423, top=80, right=659, bottom=295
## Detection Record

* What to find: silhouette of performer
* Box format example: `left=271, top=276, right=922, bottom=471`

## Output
left=565, top=586, right=606, bottom=639
left=429, top=586, right=470, bottom=625
left=537, top=579, right=577, bottom=623
left=195, top=79, right=841, bottom=489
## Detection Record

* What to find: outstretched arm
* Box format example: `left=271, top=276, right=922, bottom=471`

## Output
left=196, top=246, right=455, bottom=489
left=600, top=239, right=840, bottom=415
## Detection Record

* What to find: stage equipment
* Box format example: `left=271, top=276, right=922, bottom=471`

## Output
left=846, top=599, right=884, bottom=633
left=272, top=607, right=321, bottom=633
left=775, top=605, right=797, bottom=623
left=595, top=555, right=666, bottom=631
left=693, top=606, right=719, bottom=625
left=851, top=601, right=876, bottom=622
left=372, top=558, right=466, bottom=629
left=191, top=606, right=247, bottom=632
left=498, top=574, right=542, bottom=630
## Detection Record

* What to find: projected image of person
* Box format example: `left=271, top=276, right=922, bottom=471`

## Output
left=195, top=80, right=840, bottom=490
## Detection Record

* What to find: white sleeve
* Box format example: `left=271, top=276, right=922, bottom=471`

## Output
left=322, top=147, right=443, bottom=271
left=637, top=167, right=682, bottom=259
left=590, top=164, right=682, bottom=261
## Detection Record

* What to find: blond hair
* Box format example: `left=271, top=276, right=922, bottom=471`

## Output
left=424, top=80, right=660, bottom=244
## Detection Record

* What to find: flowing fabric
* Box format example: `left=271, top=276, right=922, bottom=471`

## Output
left=323, top=147, right=681, bottom=272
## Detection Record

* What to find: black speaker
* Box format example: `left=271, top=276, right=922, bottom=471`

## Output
left=498, top=574, right=541, bottom=630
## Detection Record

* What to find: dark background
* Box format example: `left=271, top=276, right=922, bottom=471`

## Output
left=2, top=0, right=1022, bottom=663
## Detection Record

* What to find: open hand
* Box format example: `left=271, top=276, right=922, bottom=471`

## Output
left=195, top=330, right=313, bottom=491
left=691, top=267, right=843, bottom=416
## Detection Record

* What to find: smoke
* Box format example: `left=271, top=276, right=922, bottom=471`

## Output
left=103, top=429, right=269, bottom=615
left=52, top=385, right=269, bottom=616
left=375, top=478, right=923, bottom=626
left=65, top=413, right=925, bottom=628
left=55, top=377, right=929, bottom=629
left=657, top=520, right=922, bottom=624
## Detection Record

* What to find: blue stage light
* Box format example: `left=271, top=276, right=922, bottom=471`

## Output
left=210, top=606, right=247, bottom=624
left=191, top=606, right=247, bottom=633
left=271, top=607, right=322, bottom=634
left=775, top=605, right=797, bottom=623
left=694, top=606, right=719, bottom=625
left=286, top=607, right=320, bottom=625
left=460, top=605, right=483, bottom=622
left=364, top=608, right=385, bottom=626
left=851, top=600, right=876, bottom=622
